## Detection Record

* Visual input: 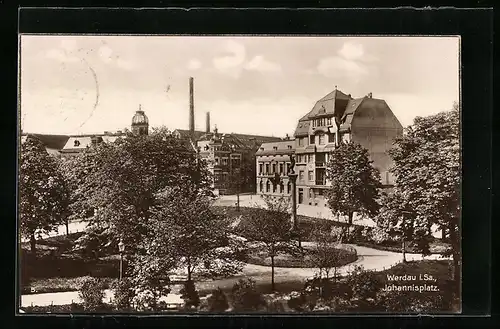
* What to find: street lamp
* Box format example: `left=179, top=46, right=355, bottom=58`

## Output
left=287, top=154, right=301, bottom=248
left=118, top=239, right=125, bottom=280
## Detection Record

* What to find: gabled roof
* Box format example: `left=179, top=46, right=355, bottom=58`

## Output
left=60, top=134, right=125, bottom=153
left=22, top=133, right=69, bottom=150
left=299, top=89, right=352, bottom=122
left=173, top=129, right=206, bottom=141
left=256, top=140, right=295, bottom=156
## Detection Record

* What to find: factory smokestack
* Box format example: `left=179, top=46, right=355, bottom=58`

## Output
left=189, top=77, right=195, bottom=138
left=206, top=112, right=210, bottom=133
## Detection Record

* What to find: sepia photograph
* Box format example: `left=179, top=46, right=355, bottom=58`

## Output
left=18, top=35, right=460, bottom=314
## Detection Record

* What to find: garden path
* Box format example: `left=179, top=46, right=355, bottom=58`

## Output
left=21, top=243, right=448, bottom=308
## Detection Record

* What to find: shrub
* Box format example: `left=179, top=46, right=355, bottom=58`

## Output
left=266, top=299, right=285, bottom=312
left=180, top=280, right=200, bottom=310
left=231, top=278, right=267, bottom=312
left=287, top=291, right=307, bottom=312
left=207, top=287, right=229, bottom=312
left=369, top=227, right=392, bottom=244
left=78, top=277, right=106, bottom=311
left=346, top=265, right=380, bottom=301
left=111, top=278, right=134, bottom=311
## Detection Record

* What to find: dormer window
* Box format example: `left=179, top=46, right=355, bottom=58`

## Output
left=260, top=147, right=264, bottom=151
left=74, top=140, right=80, bottom=147
left=273, top=146, right=278, bottom=151
left=287, top=145, right=292, bottom=150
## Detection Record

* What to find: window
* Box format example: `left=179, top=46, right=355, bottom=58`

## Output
left=312, top=120, right=317, bottom=127
left=266, top=181, right=271, bottom=192
left=74, top=140, right=80, bottom=147
left=272, top=163, right=276, bottom=174
left=215, top=157, right=220, bottom=165
left=327, top=117, right=332, bottom=125
left=260, top=180, right=263, bottom=192
left=273, top=181, right=277, bottom=193
left=287, top=145, right=292, bottom=150
left=308, top=154, right=313, bottom=163
left=222, top=158, right=228, bottom=166
left=299, top=170, right=304, bottom=182
left=319, top=134, right=325, bottom=145
left=273, top=146, right=278, bottom=151
left=285, top=163, right=289, bottom=174
left=287, top=182, right=291, bottom=194
left=298, top=138, right=303, bottom=147
left=329, top=133, right=335, bottom=143
left=259, top=164, right=263, bottom=174
left=308, top=171, right=314, bottom=181
left=280, top=182, right=284, bottom=193
left=279, top=163, right=284, bottom=174
left=309, top=189, right=314, bottom=199
left=317, top=189, right=323, bottom=196
left=265, top=163, right=269, bottom=174
left=310, top=135, right=315, bottom=145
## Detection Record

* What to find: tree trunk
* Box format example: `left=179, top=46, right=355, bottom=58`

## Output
left=187, top=257, right=192, bottom=282
left=271, top=255, right=275, bottom=291
left=449, top=222, right=461, bottom=288
left=65, top=220, right=69, bottom=235
left=402, top=239, right=407, bottom=263
left=347, top=212, right=354, bottom=241
left=30, top=232, right=36, bottom=255
left=236, top=192, right=240, bottom=212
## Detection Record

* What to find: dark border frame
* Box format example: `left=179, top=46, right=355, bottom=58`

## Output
left=2, top=6, right=493, bottom=329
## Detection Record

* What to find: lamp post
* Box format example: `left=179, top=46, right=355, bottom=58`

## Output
left=287, top=154, right=301, bottom=248
left=118, top=239, right=125, bottom=280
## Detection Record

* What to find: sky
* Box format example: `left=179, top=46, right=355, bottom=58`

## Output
left=20, top=35, right=459, bottom=137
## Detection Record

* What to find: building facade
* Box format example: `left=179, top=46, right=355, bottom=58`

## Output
left=257, top=88, right=403, bottom=208
left=255, top=138, right=296, bottom=196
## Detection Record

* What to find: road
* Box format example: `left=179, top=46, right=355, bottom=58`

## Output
left=214, top=194, right=443, bottom=237
left=20, top=221, right=89, bottom=243
left=21, top=243, right=448, bottom=308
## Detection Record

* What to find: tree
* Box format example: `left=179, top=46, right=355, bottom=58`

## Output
left=180, top=280, right=200, bottom=310
left=325, top=142, right=382, bottom=240
left=310, top=223, right=344, bottom=283
left=388, top=104, right=460, bottom=282
left=69, top=127, right=213, bottom=253
left=230, top=278, right=267, bottom=312
left=223, top=159, right=254, bottom=212
left=111, top=278, right=135, bottom=311
left=207, top=287, right=229, bottom=312
left=242, top=195, right=300, bottom=291
left=19, top=137, right=69, bottom=254
left=153, top=188, right=246, bottom=283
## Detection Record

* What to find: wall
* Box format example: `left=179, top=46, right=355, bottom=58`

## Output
left=350, top=99, right=403, bottom=185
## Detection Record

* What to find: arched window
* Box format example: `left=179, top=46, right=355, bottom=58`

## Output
left=287, top=181, right=291, bottom=194
left=273, top=182, right=277, bottom=193
left=266, top=181, right=270, bottom=193
left=280, top=182, right=284, bottom=193
left=259, top=180, right=264, bottom=192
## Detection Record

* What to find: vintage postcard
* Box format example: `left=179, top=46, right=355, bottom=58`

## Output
left=18, top=35, right=461, bottom=314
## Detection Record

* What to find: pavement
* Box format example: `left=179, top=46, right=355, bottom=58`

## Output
left=20, top=221, right=89, bottom=243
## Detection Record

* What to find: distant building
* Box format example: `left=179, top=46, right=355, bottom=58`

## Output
left=59, top=105, right=149, bottom=158
left=20, top=133, right=70, bottom=157
left=257, top=88, right=403, bottom=208
left=255, top=137, right=296, bottom=195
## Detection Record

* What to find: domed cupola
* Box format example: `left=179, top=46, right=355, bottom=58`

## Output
left=131, top=104, right=149, bottom=135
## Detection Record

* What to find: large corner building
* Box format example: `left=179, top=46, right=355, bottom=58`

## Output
left=256, top=88, right=403, bottom=208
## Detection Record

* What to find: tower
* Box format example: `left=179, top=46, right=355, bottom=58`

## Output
left=131, top=104, right=149, bottom=136
left=189, top=77, right=195, bottom=140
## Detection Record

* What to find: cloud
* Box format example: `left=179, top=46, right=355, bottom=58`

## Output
left=212, top=40, right=246, bottom=78
left=316, top=41, right=377, bottom=81
left=244, top=55, right=282, bottom=73
left=187, top=58, right=202, bottom=70
left=317, top=56, right=369, bottom=79
left=338, top=42, right=365, bottom=61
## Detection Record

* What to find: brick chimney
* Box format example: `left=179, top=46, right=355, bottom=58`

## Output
left=189, top=77, right=195, bottom=138
left=206, top=112, right=210, bottom=133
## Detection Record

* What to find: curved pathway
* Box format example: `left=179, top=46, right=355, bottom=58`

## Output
left=20, top=243, right=448, bottom=308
